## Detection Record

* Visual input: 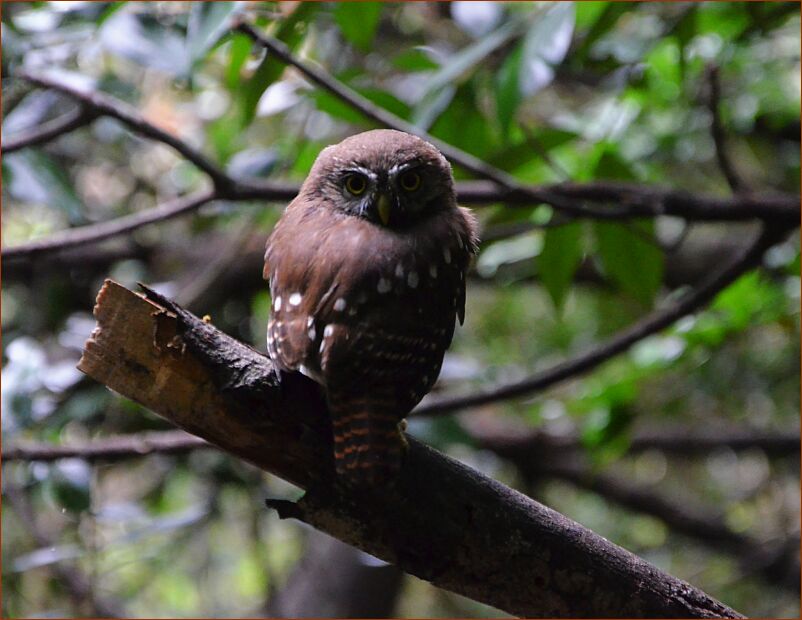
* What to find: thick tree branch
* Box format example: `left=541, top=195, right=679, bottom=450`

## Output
left=2, top=105, right=96, bottom=153
left=414, top=225, right=786, bottom=417
left=74, top=279, right=742, bottom=618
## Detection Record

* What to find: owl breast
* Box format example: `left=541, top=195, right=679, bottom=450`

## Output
left=265, top=202, right=474, bottom=413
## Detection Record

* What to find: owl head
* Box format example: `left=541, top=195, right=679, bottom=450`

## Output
left=304, top=129, right=456, bottom=229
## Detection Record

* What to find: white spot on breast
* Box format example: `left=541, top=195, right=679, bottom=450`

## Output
left=429, top=265, right=438, bottom=278
left=323, top=324, right=334, bottom=338
left=308, top=326, right=316, bottom=340
left=395, top=263, right=404, bottom=278
left=443, top=248, right=452, bottom=264
left=333, top=298, right=346, bottom=312
left=407, top=271, right=419, bottom=288
left=377, top=278, right=391, bottom=293
left=273, top=296, right=282, bottom=311
left=307, top=316, right=314, bottom=327
left=289, top=292, right=302, bottom=306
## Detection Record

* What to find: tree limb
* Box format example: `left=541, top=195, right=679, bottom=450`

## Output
left=16, top=70, right=234, bottom=191
left=235, top=22, right=799, bottom=225
left=3, top=71, right=797, bottom=262
left=4, top=425, right=797, bottom=464
left=414, top=224, right=786, bottom=417
left=73, top=279, right=742, bottom=618
left=2, top=105, right=96, bottom=153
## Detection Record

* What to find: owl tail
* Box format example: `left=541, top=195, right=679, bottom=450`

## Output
left=330, top=399, right=405, bottom=487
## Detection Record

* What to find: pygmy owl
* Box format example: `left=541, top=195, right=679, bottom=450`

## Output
left=264, top=129, right=478, bottom=486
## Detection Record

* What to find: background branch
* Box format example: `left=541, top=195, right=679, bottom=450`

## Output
left=707, top=65, right=747, bottom=193
left=415, top=224, right=786, bottom=416
left=5, top=426, right=797, bottom=464
left=3, top=66, right=797, bottom=263
left=2, top=105, right=96, bottom=153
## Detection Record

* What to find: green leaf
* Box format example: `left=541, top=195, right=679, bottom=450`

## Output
left=225, top=32, right=251, bottom=90
left=423, top=19, right=523, bottom=96
left=238, top=2, right=319, bottom=127
left=392, top=47, right=440, bottom=72
left=334, top=1, right=382, bottom=52
left=309, top=87, right=410, bottom=125
left=573, top=2, right=628, bottom=61
left=186, top=1, right=243, bottom=66
left=496, top=41, right=524, bottom=139
left=539, top=222, right=584, bottom=312
left=594, top=220, right=663, bottom=306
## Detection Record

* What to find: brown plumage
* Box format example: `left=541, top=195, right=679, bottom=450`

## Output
left=264, top=130, right=478, bottom=486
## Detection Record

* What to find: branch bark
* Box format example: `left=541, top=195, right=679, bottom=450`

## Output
left=75, top=279, right=743, bottom=618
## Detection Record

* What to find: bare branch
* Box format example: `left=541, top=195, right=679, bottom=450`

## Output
left=15, top=70, right=234, bottom=191
left=415, top=225, right=787, bottom=417
left=2, top=106, right=96, bottom=153
left=469, top=425, right=801, bottom=459
left=3, top=189, right=216, bottom=260
left=2, top=70, right=797, bottom=263
left=234, top=22, right=642, bottom=221
left=5, top=425, right=796, bottom=465
left=707, top=65, right=747, bottom=193
left=3, top=430, right=206, bottom=462
left=235, top=23, right=800, bottom=225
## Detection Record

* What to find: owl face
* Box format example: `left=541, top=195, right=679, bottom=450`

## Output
left=307, top=130, right=456, bottom=229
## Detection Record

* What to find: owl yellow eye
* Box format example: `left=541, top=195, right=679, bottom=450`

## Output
left=345, top=174, right=367, bottom=196
left=399, top=171, right=421, bottom=192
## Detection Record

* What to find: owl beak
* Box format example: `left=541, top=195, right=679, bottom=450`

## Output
left=376, top=192, right=392, bottom=226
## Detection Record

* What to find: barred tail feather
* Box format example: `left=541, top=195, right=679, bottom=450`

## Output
left=330, top=401, right=405, bottom=487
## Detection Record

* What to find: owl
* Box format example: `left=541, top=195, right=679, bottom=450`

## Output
left=264, top=130, right=478, bottom=486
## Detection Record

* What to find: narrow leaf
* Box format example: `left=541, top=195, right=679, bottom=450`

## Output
left=539, top=222, right=584, bottom=312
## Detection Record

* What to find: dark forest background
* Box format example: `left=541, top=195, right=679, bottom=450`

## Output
left=2, top=2, right=799, bottom=617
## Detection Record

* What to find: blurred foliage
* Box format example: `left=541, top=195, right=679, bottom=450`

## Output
left=1, top=1, right=799, bottom=617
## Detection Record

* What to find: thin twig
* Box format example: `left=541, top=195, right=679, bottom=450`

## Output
left=3, top=430, right=207, bottom=462
left=2, top=106, right=97, bottom=153
left=707, top=65, right=747, bottom=193
left=234, top=22, right=633, bottom=221
left=415, top=224, right=786, bottom=416
left=3, top=189, right=216, bottom=260
left=16, top=70, right=234, bottom=192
